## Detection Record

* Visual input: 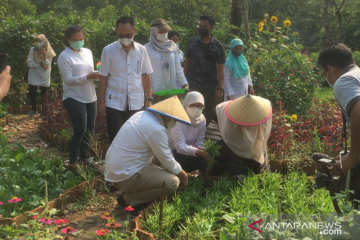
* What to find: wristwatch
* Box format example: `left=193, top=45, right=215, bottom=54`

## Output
left=217, top=87, right=224, bottom=91
left=145, top=97, right=153, bottom=102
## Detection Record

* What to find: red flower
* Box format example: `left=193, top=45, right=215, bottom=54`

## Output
left=290, top=74, right=294, bottom=76
left=269, top=86, right=273, bottom=89
left=55, top=219, right=68, bottom=224
left=101, top=213, right=113, bottom=219
left=96, top=228, right=111, bottom=236
left=32, top=215, right=38, bottom=220
left=61, top=226, right=77, bottom=234
left=125, top=206, right=135, bottom=211
left=8, top=197, right=22, bottom=203
left=39, top=218, right=53, bottom=224
left=106, top=223, right=121, bottom=228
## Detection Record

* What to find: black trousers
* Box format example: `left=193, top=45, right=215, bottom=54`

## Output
left=190, top=87, right=217, bottom=126
left=28, top=84, right=49, bottom=112
left=172, top=149, right=208, bottom=173
left=106, top=106, right=140, bottom=145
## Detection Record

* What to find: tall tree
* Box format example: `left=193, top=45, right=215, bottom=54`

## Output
left=230, top=0, right=242, bottom=34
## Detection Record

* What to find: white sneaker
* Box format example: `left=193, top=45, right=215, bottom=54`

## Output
left=27, top=110, right=37, bottom=116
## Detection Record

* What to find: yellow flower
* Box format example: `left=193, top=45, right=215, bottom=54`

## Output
left=254, top=58, right=261, bottom=63
left=292, top=31, right=299, bottom=36
left=250, top=68, right=254, bottom=73
left=289, top=114, right=298, bottom=122
left=270, top=16, right=278, bottom=23
left=258, top=26, right=263, bottom=32
left=283, top=19, right=291, bottom=28
left=258, top=21, right=264, bottom=28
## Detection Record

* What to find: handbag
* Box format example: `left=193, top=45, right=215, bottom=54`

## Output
left=23, top=69, right=29, bottom=83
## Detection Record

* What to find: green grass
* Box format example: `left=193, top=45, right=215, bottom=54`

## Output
left=314, top=87, right=334, bottom=102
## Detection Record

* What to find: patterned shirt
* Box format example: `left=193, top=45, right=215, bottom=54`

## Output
left=185, top=36, right=225, bottom=88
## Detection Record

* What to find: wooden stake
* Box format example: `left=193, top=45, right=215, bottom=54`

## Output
left=158, top=182, right=166, bottom=239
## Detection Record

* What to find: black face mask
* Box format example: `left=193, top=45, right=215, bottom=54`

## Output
left=198, top=28, right=209, bottom=38
left=232, top=50, right=243, bottom=57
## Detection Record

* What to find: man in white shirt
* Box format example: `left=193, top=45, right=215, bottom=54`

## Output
left=105, top=96, right=190, bottom=215
left=98, top=17, right=153, bottom=144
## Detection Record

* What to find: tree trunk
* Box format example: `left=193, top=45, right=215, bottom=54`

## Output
left=333, top=0, right=346, bottom=43
left=230, top=0, right=242, bottom=34
left=242, top=0, right=250, bottom=41
left=321, top=0, right=335, bottom=45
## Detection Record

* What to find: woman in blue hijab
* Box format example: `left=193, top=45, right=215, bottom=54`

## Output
left=224, top=39, right=254, bottom=101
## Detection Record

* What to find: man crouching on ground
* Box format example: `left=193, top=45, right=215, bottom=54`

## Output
left=104, top=96, right=190, bottom=215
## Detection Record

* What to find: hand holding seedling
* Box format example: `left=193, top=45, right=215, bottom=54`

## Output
left=177, top=169, right=188, bottom=189
left=204, top=139, right=222, bottom=172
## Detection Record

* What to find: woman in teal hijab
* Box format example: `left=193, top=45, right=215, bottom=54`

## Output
left=224, top=39, right=254, bottom=101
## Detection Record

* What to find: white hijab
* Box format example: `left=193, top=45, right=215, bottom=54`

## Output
left=183, top=92, right=205, bottom=127
left=216, top=100, right=272, bottom=164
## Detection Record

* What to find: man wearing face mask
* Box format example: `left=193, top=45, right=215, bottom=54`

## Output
left=224, top=38, right=254, bottom=101
left=98, top=17, right=153, bottom=145
left=105, top=96, right=189, bottom=216
left=184, top=15, right=226, bottom=125
left=317, top=44, right=360, bottom=176
left=144, top=19, right=188, bottom=104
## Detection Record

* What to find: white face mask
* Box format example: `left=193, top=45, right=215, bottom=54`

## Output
left=167, top=119, right=176, bottom=130
left=156, top=33, right=168, bottom=42
left=187, top=107, right=202, bottom=119
left=326, top=67, right=335, bottom=88
left=119, top=37, right=133, bottom=46
left=36, top=42, right=44, bottom=48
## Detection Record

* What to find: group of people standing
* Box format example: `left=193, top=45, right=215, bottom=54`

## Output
left=26, top=15, right=268, bottom=214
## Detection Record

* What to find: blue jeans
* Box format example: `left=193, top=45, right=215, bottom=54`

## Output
left=63, top=98, right=97, bottom=164
left=172, top=150, right=208, bottom=173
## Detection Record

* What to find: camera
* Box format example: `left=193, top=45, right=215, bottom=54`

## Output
left=312, top=153, right=346, bottom=193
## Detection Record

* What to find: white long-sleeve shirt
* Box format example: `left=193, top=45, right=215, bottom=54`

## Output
left=224, top=65, right=253, bottom=101
left=27, top=47, right=53, bottom=87
left=168, top=119, right=206, bottom=156
left=57, top=47, right=97, bottom=103
left=99, top=41, right=153, bottom=111
left=144, top=43, right=188, bottom=93
left=105, top=111, right=182, bottom=182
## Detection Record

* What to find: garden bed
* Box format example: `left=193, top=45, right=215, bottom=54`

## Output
left=131, top=174, right=335, bottom=239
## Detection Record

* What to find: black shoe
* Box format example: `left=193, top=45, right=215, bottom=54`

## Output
left=130, top=202, right=152, bottom=216
left=117, top=194, right=128, bottom=209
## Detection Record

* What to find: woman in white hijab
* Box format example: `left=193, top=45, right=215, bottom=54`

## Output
left=168, top=91, right=211, bottom=173
left=144, top=19, right=189, bottom=103
left=205, top=94, right=272, bottom=175
left=27, top=34, right=56, bottom=115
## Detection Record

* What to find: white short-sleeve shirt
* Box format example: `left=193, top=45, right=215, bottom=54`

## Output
left=99, top=41, right=153, bottom=111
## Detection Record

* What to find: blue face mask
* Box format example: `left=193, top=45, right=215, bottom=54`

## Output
left=176, top=43, right=179, bottom=47
left=70, top=40, right=84, bottom=50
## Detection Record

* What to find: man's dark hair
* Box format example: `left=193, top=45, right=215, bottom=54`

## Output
left=116, top=17, right=135, bottom=29
left=64, top=25, right=83, bottom=47
left=317, top=43, right=354, bottom=70
left=200, top=15, right=215, bottom=26
left=168, top=30, right=180, bottom=39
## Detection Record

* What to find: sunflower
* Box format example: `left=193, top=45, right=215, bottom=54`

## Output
left=292, top=31, right=299, bottom=36
left=283, top=19, right=291, bottom=28
left=258, top=21, right=265, bottom=28
left=270, top=16, right=278, bottom=23
left=258, top=26, right=263, bottom=32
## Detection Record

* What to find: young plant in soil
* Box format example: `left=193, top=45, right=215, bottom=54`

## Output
left=203, top=139, right=222, bottom=172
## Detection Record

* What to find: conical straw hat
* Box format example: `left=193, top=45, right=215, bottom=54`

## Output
left=225, top=95, right=272, bottom=126
left=146, top=96, right=192, bottom=125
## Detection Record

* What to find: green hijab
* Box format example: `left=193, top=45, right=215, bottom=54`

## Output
left=225, top=39, right=250, bottom=79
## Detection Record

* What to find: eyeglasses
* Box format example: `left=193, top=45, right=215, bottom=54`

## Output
left=321, top=67, right=328, bottom=78
left=189, top=105, right=204, bottom=110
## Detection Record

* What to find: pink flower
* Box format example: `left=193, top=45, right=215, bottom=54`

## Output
left=55, top=219, right=68, bottom=224
left=32, top=215, right=38, bottom=220
left=0, top=202, right=3, bottom=205
left=125, top=206, right=135, bottom=211
left=8, top=197, right=22, bottom=203
left=61, top=226, right=77, bottom=234
left=101, top=213, right=113, bottom=219
left=106, top=223, right=121, bottom=228
left=39, top=218, right=53, bottom=224
left=96, top=228, right=111, bottom=236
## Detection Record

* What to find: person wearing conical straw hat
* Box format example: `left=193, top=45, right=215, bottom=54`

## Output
left=205, top=95, right=272, bottom=175
left=105, top=95, right=190, bottom=215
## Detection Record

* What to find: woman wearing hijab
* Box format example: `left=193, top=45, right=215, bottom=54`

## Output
left=224, top=39, right=254, bottom=101
left=57, top=25, right=99, bottom=167
left=27, top=34, right=56, bottom=115
left=205, top=95, right=271, bottom=175
left=144, top=19, right=189, bottom=103
left=168, top=91, right=211, bottom=173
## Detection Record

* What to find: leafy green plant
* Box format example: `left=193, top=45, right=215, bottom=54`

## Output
left=0, top=103, right=9, bottom=118
left=204, top=139, right=222, bottom=172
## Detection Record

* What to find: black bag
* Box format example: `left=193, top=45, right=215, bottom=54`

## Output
left=23, top=69, right=29, bottom=83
